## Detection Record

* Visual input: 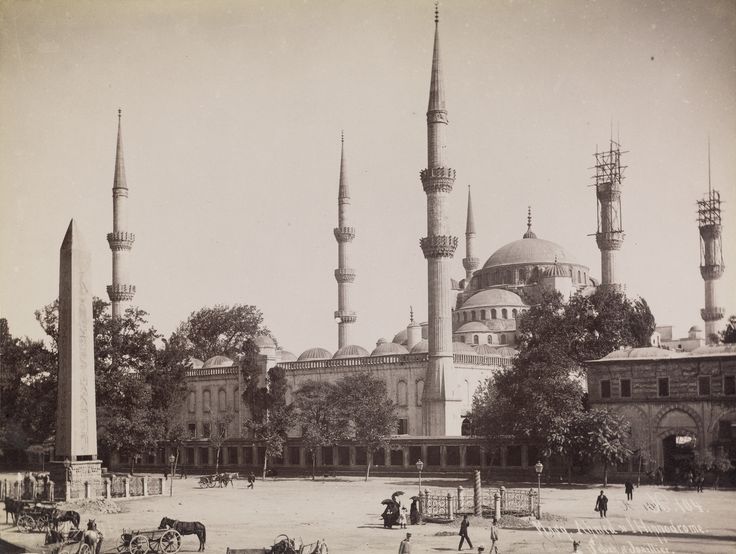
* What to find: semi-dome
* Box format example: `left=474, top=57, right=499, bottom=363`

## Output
left=410, top=339, right=429, bottom=354
left=462, top=289, right=525, bottom=308
left=202, top=355, right=233, bottom=368
left=254, top=335, right=276, bottom=348
left=278, top=350, right=297, bottom=362
left=483, top=237, right=575, bottom=269
left=456, top=321, right=490, bottom=333
left=453, top=342, right=476, bottom=354
left=333, top=344, right=370, bottom=359
left=371, top=342, right=409, bottom=356
left=186, top=357, right=204, bottom=369
left=297, top=347, right=333, bottom=361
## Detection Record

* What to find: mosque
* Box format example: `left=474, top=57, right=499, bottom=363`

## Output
left=104, top=7, right=733, bottom=478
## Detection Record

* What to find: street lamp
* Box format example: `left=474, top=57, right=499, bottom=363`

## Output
left=415, top=459, right=424, bottom=494
left=534, top=460, right=544, bottom=519
left=169, top=455, right=176, bottom=497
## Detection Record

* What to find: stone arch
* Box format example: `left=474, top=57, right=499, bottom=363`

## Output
left=709, top=409, right=736, bottom=433
left=654, top=404, right=703, bottom=439
left=397, top=380, right=408, bottom=407
left=502, top=308, right=508, bottom=319
left=202, top=389, right=211, bottom=413
left=218, top=388, right=228, bottom=411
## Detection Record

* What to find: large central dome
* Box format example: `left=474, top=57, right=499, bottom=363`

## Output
left=483, top=237, right=575, bottom=269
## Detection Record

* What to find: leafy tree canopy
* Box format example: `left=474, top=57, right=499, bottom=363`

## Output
left=720, top=315, right=736, bottom=344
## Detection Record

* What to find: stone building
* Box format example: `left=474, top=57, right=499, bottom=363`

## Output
left=586, top=345, right=736, bottom=481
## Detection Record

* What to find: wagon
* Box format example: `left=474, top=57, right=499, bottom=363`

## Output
left=48, top=529, right=94, bottom=554
left=16, top=501, right=55, bottom=533
left=117, top=527, right=182, bottom=554
left=198, top=472, right=237, bottom=488
left=226, top=534, right=328, bottom=554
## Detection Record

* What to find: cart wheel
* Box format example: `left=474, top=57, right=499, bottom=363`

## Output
left=160, top=529, right=182, bottom=553
left=17, top=515, right=34, bottom=533
left=36, top=513, right=50, bottom=532
left=78, top=543, right=93, bottom=554
left=129, top=535, right=149, bottom=554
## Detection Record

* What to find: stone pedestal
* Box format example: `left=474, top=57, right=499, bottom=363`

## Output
left=49, top=460, right=102, bottom=501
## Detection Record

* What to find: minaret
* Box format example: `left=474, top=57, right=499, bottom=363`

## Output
left=593, top=139, right=626, bottom=291
left=106, top=110, right=136, bottom=318
left=462, top=187, right=479, bottom=283
left=698, top=142, right=725, bottom=343
left=419, top=6, right=460, bottom=436
left=523, top=206, right=536, bottom=239
left=334, top=132, right=357, bottom=348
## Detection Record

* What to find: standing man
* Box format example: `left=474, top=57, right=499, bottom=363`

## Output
left=489, top=516, right=499, bottom=554
left=398, top=532, right=412, bottom=554
left=458, top=514, right=473, bottom=551
left=624, top=479, right=634, bottom=501
left=247, top=472, right=255, bottom=489
left=594, top=490, right=608, bottom=518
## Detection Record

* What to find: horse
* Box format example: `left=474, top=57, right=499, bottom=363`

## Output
left=3, top=498, right=22, bottom=525
left=52, top=508, right=81, bottom=529
left=83, top=519, right=104, bottom=554
left=159, top=516, right=206, bottom=551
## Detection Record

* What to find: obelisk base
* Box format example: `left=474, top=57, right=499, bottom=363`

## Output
left=49, top=460, right=103, bottom=501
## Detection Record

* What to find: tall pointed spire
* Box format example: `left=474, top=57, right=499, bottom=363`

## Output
left=427, top=3, right=446, bottom=122
left=523, top=206, right=537, bottom=239
left=114, top=109, right=127, bottom=191
left=462, top=186, right=479, bottom=282
left=334, top=132, right=357, bottom=348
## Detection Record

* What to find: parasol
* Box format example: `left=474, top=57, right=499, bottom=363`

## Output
left=381, top=499, right=395, bottom=505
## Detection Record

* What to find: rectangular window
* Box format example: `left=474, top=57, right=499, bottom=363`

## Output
left=187, top=423, right=197, bottom=438
left=600, top=380, right=611, bottom=398
left=397, top=418, right=408, bottom=435
left=698, top=376, right=711, bottom=396
left=620, top=379, right=631, bottom=398
left=658, top=377, right=669, bottom=397
left=725, top=375, right=736, bottom=396
left=202, top=422, right=211, bottom=438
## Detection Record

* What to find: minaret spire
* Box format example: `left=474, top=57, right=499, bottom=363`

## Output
left=334, top=132, right=357, bottom=348
left=462, top=186, right=479, bottom=282
left=523, top=206, right=537, bottom=239
left=107, top=110, right=136, bottom=318
left=420, top=5, right=460, bottom=436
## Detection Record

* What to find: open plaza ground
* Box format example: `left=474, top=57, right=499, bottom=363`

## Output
left=2, top=474, right=735, bottom=554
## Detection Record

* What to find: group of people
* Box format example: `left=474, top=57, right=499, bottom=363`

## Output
left=397, top=514, right=500, bottom=553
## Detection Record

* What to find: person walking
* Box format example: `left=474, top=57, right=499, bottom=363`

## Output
left=594, top=490, right=608, bottom=518
left=398, top=532, right=412, bottom=554
left=458, top=514, right=473, bottom=551
left=489, top=516, right=499, bottom=554
left=624, top=479, right=634, bottom=501
left=247, top=472, right=255, bottom=489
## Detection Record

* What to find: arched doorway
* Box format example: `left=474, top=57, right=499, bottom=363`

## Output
left=461, top=417, right=472, bottom=437
left=662, top=434, right=696, bottom=483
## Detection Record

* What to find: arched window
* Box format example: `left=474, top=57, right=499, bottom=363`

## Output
left=491, top=309, right=497, bottom=319
left=463, top=312, right=468, bottom=322
left=578, top=270, right=582, bottom=282
left=416, top=380, right=424, bottom=407
left=502, top=308, right=508, bottom=319
left=480, top=310, right=486, bottom=320
left=397, top=381, right=408, bottom=407
left=203, top=389, right=211, bottom=413
left=583, top=272, right=587, bottom=283
left=512, top=308, right=518, bottom=318
left=188, top=391, right=196, bottom=413
left=487, top=335, right=492, bottom=344
left=500, top=334, right=507, bottom=345
left=233, top=387, right=239, bottom=412
left=471, top=310, right=476, bottom=321
left=218, top=388, right=227, bottom=412
left=465, top=379, right=471, bottom=403
left=473, top=335, right=479, bottom=345
left=460, top=335, right=465, bottom=343
left=461, top=417, right=472, bottom=436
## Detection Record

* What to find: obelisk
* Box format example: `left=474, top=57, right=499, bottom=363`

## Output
left=51, top=220, right=102, bottom=499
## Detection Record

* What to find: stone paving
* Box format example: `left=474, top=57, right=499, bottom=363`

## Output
left=1, top=475, right=735, bottom=553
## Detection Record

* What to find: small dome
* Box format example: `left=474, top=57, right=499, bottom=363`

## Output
left=410, top=339, right=429, bottom=354
left=393, top=322, right=428, bottom=345
left=494, top=347, right=519, bottom=357
left=456, top=321, right=490, bottom=333
left=333, top=344, right=370, bottom=359
left=601, top=347, right=686, bottom=360
left=297, top=347, right=333, bottom=361
left=544, top=264, right=570, bottom=278
left=376, top=338, right=388, bottom=346
left=254, top=335, right=276, bottom=348
left=688, top=325, right=703, bottom=333
left=277, top=350, right=297, bottom=362
left=371, top=342, right=409, bottom=356
left=453, top=342, right=476, bottom=354
left=462, top=289, right=525, bottom=309
left=186, top=357, right=204, bottom=369
left=202, top=355, right=234, bottom=368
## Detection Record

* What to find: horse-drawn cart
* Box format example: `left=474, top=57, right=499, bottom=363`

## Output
left=46, top=529, right=94, bottom=554
left=117, top=527, right=182, bottom=554
left=197, top=472, right=237, bottom=488
left=16, top=501, right=56, bottom=533
left=226, top=534, right=328, bottom=554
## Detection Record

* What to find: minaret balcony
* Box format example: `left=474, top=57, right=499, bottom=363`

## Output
left=420, top=167, right=456, bottom=194
left=107, top=284, right=136, bottom=302
left=701, top=307, right=725, bottom=322
left=334, top=310, right=357, bottom=324
left=333, top=227, right=355, bottom=242
left=420, top=235, right=458, bottom=259
left=700, top=264, right=724, bottom=280
left=595, top=232, right=624, bottom=251
left=462, top=257, right=480, bottom=271
left=107, top=231, right=135, bottom=251
left=334, top=268, right=356, bottom=283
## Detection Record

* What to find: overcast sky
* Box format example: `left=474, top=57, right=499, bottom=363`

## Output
left=1, top=0, right=735, bottom=356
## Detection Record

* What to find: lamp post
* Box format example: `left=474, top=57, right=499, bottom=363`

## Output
left=415, top=459, right=424, bottom=494
left=169, top=455, right=176, bottom=497
left=534, top=460, right=543, bottom=519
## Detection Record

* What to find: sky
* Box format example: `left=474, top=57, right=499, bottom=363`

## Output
left=1, top=0, right=735, bottom=357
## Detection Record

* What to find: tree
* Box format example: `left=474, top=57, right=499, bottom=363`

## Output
left=572, top=409, right=632, bottom=486
left=720, top=315, right=736, bottom=344
left=293, top=381, right=350, bottom=480
left=173, top=304, right=270, bottom=360
left=333, top=372, right=398, bottom=481
left=209, top=410, right=235, bottom=474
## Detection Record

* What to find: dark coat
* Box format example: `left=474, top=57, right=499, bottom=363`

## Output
left=459, top=518, right=470, bottom=536
left=624, top=481, right=634, bottom=493
left=595, top=494, right=608, bottom=511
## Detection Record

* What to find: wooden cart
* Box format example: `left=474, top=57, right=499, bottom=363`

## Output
left=117, top=527, right=182, bottom=554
